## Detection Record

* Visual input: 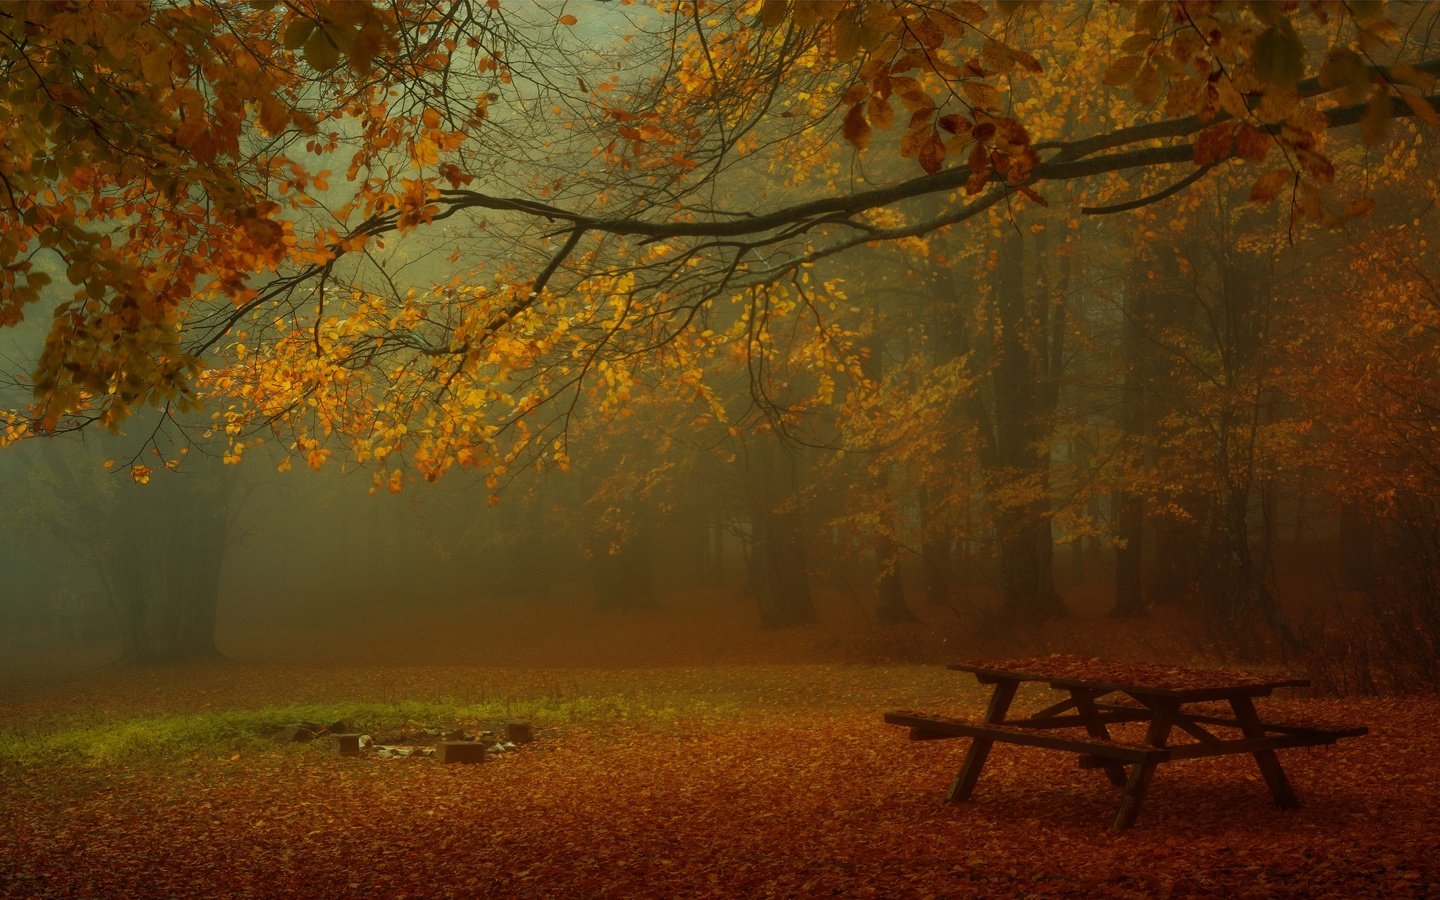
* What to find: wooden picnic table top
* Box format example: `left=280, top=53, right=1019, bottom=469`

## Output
left=949, top=654, right=1309, bottom=701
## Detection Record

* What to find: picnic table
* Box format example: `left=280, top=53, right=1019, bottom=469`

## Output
left=885, top=655, right=1368, bottom=830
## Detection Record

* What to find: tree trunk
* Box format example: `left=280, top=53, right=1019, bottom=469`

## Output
left=1338, top=503, right=1376, bottom=590
left=758, top=504, right=815, bottom=627
left=709, top=520, right=726, bottom=585
left=174, top=503, right=228, bottom=659
left=1112, top=265, right=1149, bottom=617
left=111, top=462, right=238, bottom=665
left=1199, top=245, right=1298, bottom=653
left=987, top=228, right=1064, bottom=621
left=918, top=480, right=954, bottom=608
left=112, top=526, right=154, bottom=665
left=874, top=469, right=915, bottom=625
left=747, top=437, right=816, bottom=628
left=916, top=229, right=971, bottom=611
left=1112, top=493, right=1146, bottom=617
left=861, top=332, right=917, bottom=625
left=592, top=518, right=657, bottom=609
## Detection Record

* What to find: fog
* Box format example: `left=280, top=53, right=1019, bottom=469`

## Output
left=0, top=191, right=1406, bottom=683
left=1, top=0, right=1436, bottom=700
left=7, top=4, right=1440, bottom=895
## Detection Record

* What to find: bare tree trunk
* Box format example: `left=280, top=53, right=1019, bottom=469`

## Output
left=1338, top=504, right=1376, bottom=590
left=987, top=228, right=1064, bottom=621
left=1113, top=265, right=1149, bottom=617
left=592, top=518, right=657, bottom=609
left=874, top=469, right=915, bottom=624
left=112, top=526, right=153, bottom=665
left=860, top=332, right=917, bottom=625
left=917, top=231, right=969, bottom=611
left=918, top=480, right=954, bottom=608
left=746, top=437, right=817, bottom=628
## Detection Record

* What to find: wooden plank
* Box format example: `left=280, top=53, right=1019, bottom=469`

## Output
left=1163, top=733, right=1361, bottom=760
left=1112, top=699, right=1177, bottom=830
left=1277, top=723, right=1368, bottom=739
left=505, top=721, right=535, bottom=744
left=1263, top=722, right=1368, bottom=739
left=436, top=741, right=487, bottom=764
left=1230, top=696, right=1301, bottom=809
left=1173, top=718, right=1223, bottom=745
left=1031, top=697, right=1081, bottom=719
left=950, top=658, right=1308, bottom=701
left=1094, top=703, right=1368, bottom=740
left=999, top=709, right=1152, bottom=729
left=884, top=712, right=1169, bottom=764
left=1072, top=689, right=1129, bottom=787
left=1080, top=728, right=1366, bottom=766
left=947, top=679, right=1017, bottom=803
left=908, top=727, right=964, bottom=741
left=1099, top=700, right=1244, bottom=731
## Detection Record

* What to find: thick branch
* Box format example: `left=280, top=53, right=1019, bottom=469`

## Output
left=1080, top=163, right=1219, bottom=215
left=197, top=75, right=1440, bottom=364
left=1038, top=56, right=1440, bottom=163
left=430, top=74, right=1440, bottom=243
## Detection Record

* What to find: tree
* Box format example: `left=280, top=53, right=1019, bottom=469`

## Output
left=4, top=1, right=1440, bottom=646
left=5, top=426, right=240, bottom=663
left=1285, top=186, right=1440, bottom=685
left=3, top=2, right=1435, bottom=433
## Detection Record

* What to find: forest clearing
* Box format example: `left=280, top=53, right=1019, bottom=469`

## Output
left=5, top=0, right=1440, bottom=896
left=3, top=593, right=1439, bottom=898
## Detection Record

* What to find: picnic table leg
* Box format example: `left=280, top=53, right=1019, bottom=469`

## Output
left=1072, top=689, right=1128, bottom=787
left=1111, top=699, right=1177, bottom=830
left=947, top=678, right=1018, bottom=803
left=1229, top=695, right=1301, bottom=809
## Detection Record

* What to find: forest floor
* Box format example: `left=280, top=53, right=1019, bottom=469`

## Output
left=2, top=588, right=1437, bottom=897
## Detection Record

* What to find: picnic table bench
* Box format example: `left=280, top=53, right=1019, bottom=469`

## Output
left=885, top=655, right=1367, bottom=830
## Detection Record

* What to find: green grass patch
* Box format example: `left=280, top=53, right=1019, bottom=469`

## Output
left=0, top=663, right=968, bottom=768
left=0, top=692, right=741, bottom=767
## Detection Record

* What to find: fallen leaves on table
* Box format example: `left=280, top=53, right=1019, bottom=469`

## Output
left=956, top=654, right=1309, bottom=694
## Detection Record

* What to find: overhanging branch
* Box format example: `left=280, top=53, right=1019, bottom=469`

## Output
left=199, top=69, right=1440, bottom=364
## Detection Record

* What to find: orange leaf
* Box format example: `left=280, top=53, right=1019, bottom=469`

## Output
left=938, top=114, right=971, bottom=136
left=921, top=133, right=944, bottom=173
left=1361, top=87, right=1392, bottom=144
left=868, top=95, right=894, bottom=130
left=1248, top=168, right=1290, bottom=203
left=258, top=96, right=290, bottom=134
left=1192, top=122, right=1235, bottom=166
left=1344, top=197, right=1377, bottom=219
left=1397, top=87, right=1440, bottom=127
left=841, top=82, right=870, bottom=105
left=961, top=81, right=1000, bottom=112
left=842, top=103, right=871, bottom=151
left=1018, top=185, right=1047, bottom=206
left=757, top=0, right=787, bottom=28
left=1012, top=49, right=1042, bottom=73
left=1234, top=123, right=1271, bottom=163
left=1296, top=147, right=1334, bottom=182
left=1133, top=62, right=1162, bottom=106
left=1103, top=55, right=1144, bottom=87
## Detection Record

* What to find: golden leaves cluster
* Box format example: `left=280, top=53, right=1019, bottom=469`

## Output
left=1100, top=2, right=1438, bottom=221
left=773, top=1, right=1042, bottom=181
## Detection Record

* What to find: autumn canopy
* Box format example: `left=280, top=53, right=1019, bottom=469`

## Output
left=2, top=0, right=1440, bottom=644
